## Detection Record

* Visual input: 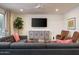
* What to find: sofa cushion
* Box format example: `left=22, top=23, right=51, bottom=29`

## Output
left=0, top=42, right=11, bottom=49
left=0, top=36, right=15, bottom=42
left=56, top=40, right=72, bottom=44
left=19, top=36, right=27, bottom=40
left=10, top=42, right=46, bottom=49
left=5, top=36, right=15, bottom=42
left=46, top=43, right=79, bottom=49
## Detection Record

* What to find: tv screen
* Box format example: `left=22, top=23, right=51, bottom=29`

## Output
left=32, top=18, right=47, bottom=27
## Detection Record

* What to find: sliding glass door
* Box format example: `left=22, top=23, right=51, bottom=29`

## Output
left=0, top=14, right=5, bottom=37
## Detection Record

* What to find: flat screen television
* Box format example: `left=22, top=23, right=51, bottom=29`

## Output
left=32, top=18, right=47, bottom=27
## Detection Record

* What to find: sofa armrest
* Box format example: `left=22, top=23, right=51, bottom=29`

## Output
left=19, top=36, right=27, bottom=40
left=0, top=42, right=11, bottom=49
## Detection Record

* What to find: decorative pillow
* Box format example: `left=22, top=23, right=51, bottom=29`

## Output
left=56, top=40, right=64, bottom=43
left=13, top=32, right=20, bottom=42
left=63, top=40, right=73, bottom=44
left=56, top=39, right=72, bottom=44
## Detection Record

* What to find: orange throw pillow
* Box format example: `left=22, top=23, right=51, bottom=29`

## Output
left=13, top=32, right=20, bottom=42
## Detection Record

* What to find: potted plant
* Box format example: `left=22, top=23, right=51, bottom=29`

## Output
left=13, top=17, right=24, bottom=34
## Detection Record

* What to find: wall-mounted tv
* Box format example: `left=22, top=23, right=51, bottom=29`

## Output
left=32, top=18, right=47, bottom=27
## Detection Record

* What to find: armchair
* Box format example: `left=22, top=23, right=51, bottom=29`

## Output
left=55, top=31, right=79, bottom=44
left=56, top=30, right=69, bottom=40
left=65, top=31, right=79, bottom=42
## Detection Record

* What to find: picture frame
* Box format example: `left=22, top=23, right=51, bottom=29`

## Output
left=67, top=17, right=76, bottom=30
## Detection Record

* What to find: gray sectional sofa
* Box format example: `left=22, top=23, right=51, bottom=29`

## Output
left=0, top=36, right=79, bottom=55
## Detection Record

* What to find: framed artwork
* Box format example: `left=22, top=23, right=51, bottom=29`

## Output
left=67, top=17, right=76, bottom=30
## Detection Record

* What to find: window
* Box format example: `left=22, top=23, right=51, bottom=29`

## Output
left=0, top=14, right=5, bottom=37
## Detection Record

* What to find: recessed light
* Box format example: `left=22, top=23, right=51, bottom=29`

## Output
left=35, top=4, right=41, bottom=8
left=55, top=9, right=59, bottom=12
left=20, top=9, right=23, bottom=12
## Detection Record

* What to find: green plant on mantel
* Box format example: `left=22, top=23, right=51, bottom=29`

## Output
left=13, top=17, right=24, bottom=34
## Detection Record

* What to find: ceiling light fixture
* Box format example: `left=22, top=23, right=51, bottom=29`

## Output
left=35, top=4, right=41, bottom=8
left=20, top=9, right=23, bottom=12
left=55, top=9, right=59, bottom=12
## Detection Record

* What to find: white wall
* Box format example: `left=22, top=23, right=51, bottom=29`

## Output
left=6, top=6, right=79, bottom=39
left=13, top=14, right=64, bottom=39
left=64, top=7, right=79, bottom=36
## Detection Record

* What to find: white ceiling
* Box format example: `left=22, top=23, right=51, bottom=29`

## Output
left=0, top=3, right=79, bottom=14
